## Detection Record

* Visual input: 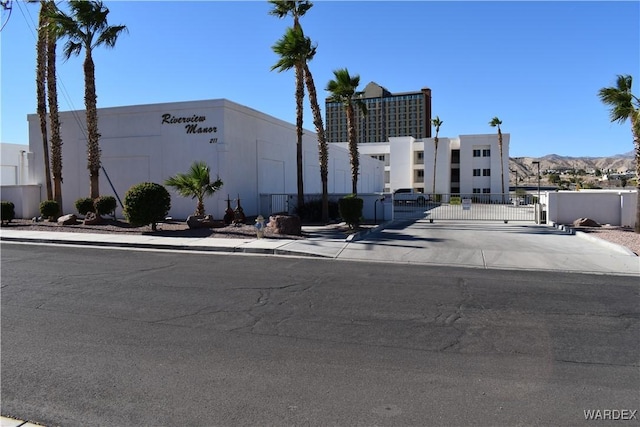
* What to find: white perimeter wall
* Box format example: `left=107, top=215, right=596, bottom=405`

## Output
left=0, top=143, right=30, bottom=185
left=27, top=99, right=383, bottom=220
left=546, top=190, right=638, bottom=227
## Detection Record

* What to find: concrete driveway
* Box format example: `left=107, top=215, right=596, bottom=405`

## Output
left=336, top=220, right=639, bottom=276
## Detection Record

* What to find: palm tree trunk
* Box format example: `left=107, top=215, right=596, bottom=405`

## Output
left=196, top=199, right=205, bottom=216
left=303, top=64, right=329, bottom=222
left=632, top=119, right=640, bottom=233
left=498, top=129, right=505, bottom=203
left=84, top=49, right=100, bottom=199
left=295, top=62, right=304, bottom=211
left=37, top=3, right=53, bottom=201
left=46, top=3, right=63, bottom=212
left=346, top=104, right=358, bottom=195
left=432, top=138, right=438, bottom=197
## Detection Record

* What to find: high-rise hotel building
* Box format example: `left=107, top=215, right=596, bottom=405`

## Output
left=325, top=82, right=432, bottom=143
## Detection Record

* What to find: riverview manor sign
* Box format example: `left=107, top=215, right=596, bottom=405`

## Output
left=161, top=113, right=218, bottom=142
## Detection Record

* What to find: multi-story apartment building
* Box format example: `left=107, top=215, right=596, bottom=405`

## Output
left=334, top=133, right=510, bottom=199
left=325, top=82, right=432, bottom=143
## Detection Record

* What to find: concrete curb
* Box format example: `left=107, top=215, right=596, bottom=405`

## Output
left=0, top=235, right=334, bottom=259
left=548, top=221, right=575, bottom=235
left=573, top=231, right=637, bottom=256
left=548, top=221, right=637, bottom=256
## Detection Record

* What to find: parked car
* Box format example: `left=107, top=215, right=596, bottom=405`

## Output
left=393, top=188, right=427, bottom=206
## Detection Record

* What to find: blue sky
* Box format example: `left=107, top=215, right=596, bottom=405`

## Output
left=1, top=1, right=638, bottom=158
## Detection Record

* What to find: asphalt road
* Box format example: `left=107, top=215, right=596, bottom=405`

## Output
left=1, top=243, right=639, bottom=426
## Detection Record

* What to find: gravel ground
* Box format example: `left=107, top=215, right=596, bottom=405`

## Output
left=2, top=219, right=638, bottom=256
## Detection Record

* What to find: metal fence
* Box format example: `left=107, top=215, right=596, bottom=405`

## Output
left=393, top=193, right=536, bottom=222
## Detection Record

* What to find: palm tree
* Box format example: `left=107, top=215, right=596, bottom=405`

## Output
left=36, top=1, right=52, bottom=202
left=326, top=68, right=366, bottom=195
left=489, top=116, right=505, bottom=201
left=48, top=0, right=127, bottom=199
left=598, top=74, right=640, bottom=233
left=269, top=1, right=312, bottom=212
left=301, top=43, right=329, bottom=222
left=272, top=26, right=329, bottom=222
left=43, top=0, right=63, bottom=211
left=165, top=161, right=223, bottom=217
left=431, top=116, right=443, bottom=198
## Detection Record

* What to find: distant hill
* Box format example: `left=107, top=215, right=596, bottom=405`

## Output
left=510, top=152, right=636, bottom=181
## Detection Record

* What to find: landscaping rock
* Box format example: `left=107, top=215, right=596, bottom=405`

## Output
left=573, top=217, right=601, bottom=227
left=58, top=214, right=78, bottom=225
left=187, top=214, right=216, bottom=229
left=84, top=212, right=102, bottom=225
left=268, top=214, right=301, bottom=236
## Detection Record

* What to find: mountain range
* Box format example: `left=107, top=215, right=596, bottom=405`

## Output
left=509, top=151, right=636, bottom=180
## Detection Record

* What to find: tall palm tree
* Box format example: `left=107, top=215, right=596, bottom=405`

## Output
left=272, top=27, right=329, bottom=222
left=48, top=0, right=127, bottom=199
left=269, top=1, right=312, bottom=212
left=431, top=116, right=443, bottom=197
left=43, top=0, right=63, bottom=211
left=489, top=116, right=505, bottom=201
left=36, top=1, right=52, bottom=202
left=598, top=74, right=640, bottom=233
left=300, top=38, right=329, bottom=222
left=165, top=161, right=223, bottom=217
left=326, top=68, right=366, bottom=195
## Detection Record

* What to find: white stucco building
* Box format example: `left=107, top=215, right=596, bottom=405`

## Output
left=25, top=99, right=384, bottom=219
left=335, top=133, right=510, bottom=198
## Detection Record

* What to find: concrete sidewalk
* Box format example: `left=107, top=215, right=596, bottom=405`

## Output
left=1, top=220, right=638, bottom=276
left=1, top=415, right=42, bottom=427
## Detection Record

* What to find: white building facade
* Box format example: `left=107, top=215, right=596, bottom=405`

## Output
left=335, top=133, right=510, bottom=198
left=0, top=143, right=30, bottom=186
left=26, top=99, right=384, bottom=220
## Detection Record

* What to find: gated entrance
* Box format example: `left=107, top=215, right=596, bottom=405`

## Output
left=392, top=193, right=536, bottom=222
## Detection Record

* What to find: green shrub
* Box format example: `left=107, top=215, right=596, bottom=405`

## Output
left=1, top=201, right=15, bottom=225
left=124, top=182, right=171, bottom=230
left=294, top=198, right=340, bottom=222
left=94, top=195, right=117, bottom=217
left=338, top=195, right=363, bottom=229
left=75, top=197, right=95, bottom=216
left=39, top=200, right=59, bottom=220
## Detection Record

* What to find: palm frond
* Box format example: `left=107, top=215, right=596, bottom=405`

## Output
left=598, top=74, right=637, bottom=124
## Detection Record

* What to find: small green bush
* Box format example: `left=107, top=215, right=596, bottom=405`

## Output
left=124, top=182, right=171, bottom=230
left=75, top=197, right=95, bottom=215
left=1, top=201, right=15, bottom=225
left=39, top=200, right=59, bottom=220
left=338, top=195, right=363, bottom=229
left=294, top=198, right=340, bottom=222
left=94, top=195, right=117, bottom=217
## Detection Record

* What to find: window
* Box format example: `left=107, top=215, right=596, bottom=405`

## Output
left=417, top=170, right=424, bottom=178
left=473, top=188, right=481, bottom=194
left=417, top=151, right=424, bottom=160
left=451, top=150, right=460, bottom=163
left=483, top=149, right=491, bottom=157
left=473, top=169, right=481, bottom=176
left=483, top=188, right=491, bottom=193
left=451, top=168, right=460, bottom=182
left=473, top=149, right=481, bottom=157
left=483, top=169, right=491, bottom=176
